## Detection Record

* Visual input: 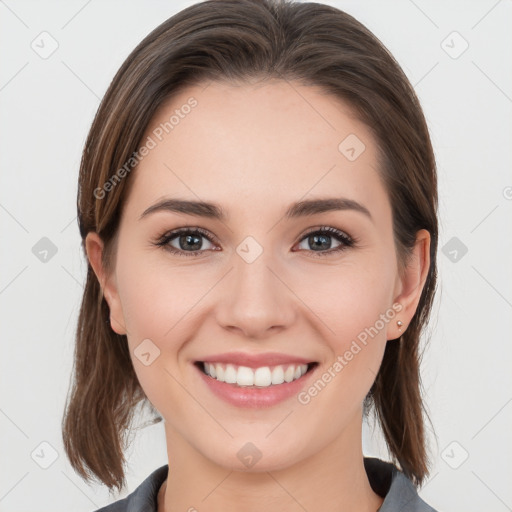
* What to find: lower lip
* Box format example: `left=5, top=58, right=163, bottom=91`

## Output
left=195, top=363, right=317, bottom=408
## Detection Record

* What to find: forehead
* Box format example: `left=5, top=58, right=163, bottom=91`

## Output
left=128, top=79, right=389, bottom=221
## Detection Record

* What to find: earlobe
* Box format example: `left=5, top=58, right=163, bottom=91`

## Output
left=85, top=232, right=127, bottom=336
left=389, top=229, right=431, bottom=340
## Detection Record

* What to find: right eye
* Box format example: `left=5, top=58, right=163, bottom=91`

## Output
left=155, top=227, right=219, bottom=257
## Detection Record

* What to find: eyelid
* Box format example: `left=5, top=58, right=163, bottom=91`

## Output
left=300, top=225, right=354, bottom=243
left=158, top=226, right=219, bottom=244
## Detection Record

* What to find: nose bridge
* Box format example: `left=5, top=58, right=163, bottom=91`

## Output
left=215, top=236, right=295, bottom=337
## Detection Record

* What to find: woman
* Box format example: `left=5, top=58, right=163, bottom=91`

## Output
left=62, top=0, right=439, bottom=510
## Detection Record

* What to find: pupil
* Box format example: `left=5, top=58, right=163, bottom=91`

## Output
left=310, top=234, right=330, bottom=251
left=181, top=234, right=201, bottom=251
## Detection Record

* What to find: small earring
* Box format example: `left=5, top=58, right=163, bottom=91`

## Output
left=397, top=320, right=403, bottom=330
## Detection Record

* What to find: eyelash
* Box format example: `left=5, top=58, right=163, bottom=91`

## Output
left=154, top=226, right=357, bottom=258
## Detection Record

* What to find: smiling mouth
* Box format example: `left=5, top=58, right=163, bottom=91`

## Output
left=195, top=361, right=318, bottom=388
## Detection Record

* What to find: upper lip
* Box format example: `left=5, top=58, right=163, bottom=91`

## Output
left=197, top=352, right=316, bottom=368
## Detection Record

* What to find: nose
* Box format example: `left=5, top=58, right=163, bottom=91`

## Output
left=214, top=248, right=296, bottom=340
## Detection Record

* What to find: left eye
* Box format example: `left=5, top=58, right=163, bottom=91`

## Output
left=294, top=226, right=354, bottom=256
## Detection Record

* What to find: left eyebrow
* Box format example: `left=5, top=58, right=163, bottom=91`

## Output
left=139, top=196, right=372, bottom=222
left=284, top=197, right=372, bottom=222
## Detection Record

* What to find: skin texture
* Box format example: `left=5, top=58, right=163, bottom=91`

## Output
left=86, top=79, right=430, bottom=512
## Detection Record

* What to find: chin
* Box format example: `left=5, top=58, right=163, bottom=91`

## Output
left=197, top=435, right=309, bottom=473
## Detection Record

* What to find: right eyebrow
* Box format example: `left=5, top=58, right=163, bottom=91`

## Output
left=139, top=198, right=227, bottom=221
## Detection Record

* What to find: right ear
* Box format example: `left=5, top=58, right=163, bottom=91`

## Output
left=85, top=232, right=127, bottom=335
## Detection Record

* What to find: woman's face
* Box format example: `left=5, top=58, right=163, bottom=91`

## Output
left=88, top=79, right=428, bottom=472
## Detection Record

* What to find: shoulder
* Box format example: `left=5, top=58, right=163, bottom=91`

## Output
left=93, top=465, right=168, bottom=512
left=364, top=457, right=439, bottom=512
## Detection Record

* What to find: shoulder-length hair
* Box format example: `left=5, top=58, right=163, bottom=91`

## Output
left=62, top=0, right=438, bottom=492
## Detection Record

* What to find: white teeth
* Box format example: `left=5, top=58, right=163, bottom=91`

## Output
left=284, top=365, right=295, bottom=383
left=224, top=364, right=237, bottom=384
left=254, top=367, right=272, bottom=386
left=237, top=366, right=254, bottom=386
left=271, top=365, right=285, bottom=384
left=202, top=362, right=310, bottom=387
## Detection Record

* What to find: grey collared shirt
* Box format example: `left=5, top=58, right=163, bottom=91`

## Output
left=93, top=457, right=439, bottom=512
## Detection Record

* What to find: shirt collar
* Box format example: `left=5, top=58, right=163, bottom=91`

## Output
left=113, top=457, right=435, bottom=512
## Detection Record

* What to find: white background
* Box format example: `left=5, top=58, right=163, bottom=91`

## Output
left=1, top=1, right=511, bottom=511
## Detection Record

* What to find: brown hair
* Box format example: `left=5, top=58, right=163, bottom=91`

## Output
left=62, top=0, right=438, bottom=492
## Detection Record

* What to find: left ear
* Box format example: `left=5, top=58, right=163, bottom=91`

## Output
left=389, top=229, right=431, bottom=340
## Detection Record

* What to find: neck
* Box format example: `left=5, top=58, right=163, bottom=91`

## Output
left=159, top=415, right=383, bottom=512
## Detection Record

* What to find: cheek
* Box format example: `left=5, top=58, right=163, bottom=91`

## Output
left=114, top=252, right=202, bottom=414
left=290, top=254, right=397, bottom=409
left=292, top=254, right=397, bottom=347
left=292, top=272, right=394, bottom=429
left=114, top=247, right=220, bottom=397
left=116, top=246, right=208, bottom=341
